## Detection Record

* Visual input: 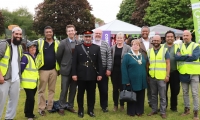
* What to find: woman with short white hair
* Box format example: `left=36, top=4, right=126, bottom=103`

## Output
left=110, top=32, right=131, bottom=111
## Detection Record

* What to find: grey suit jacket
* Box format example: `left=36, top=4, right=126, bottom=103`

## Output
left=139, top=38, right=153, bottom=59
left=110, top=44, right=131, bottom=71
left=56, top=38, right=81, bottom=76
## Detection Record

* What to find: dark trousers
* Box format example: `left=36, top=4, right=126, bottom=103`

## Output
left=111, top=83, right=124, bottom=107
left=127, top=89, right=145, bottom=116
left=77, top=80, right=96, bottom=112
left=166, top=70, right=180, bottom=110
left=24, top=87, right=37, bottom=118
left=97, top=69, right=108, bottom=109
left=59, top=75, right=77, bottom=108
left=147, top=82, right=152, bottom=105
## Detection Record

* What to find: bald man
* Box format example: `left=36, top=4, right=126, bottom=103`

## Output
left=93, top=29, right=112, bottom=112
left=175, top=30, right=200, bottom=120
left=147, top=35, right=170, bottom=119
left=0, top=27, right=23, bottom=120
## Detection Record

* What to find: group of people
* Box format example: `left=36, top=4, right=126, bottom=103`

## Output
left=0, top=25, right=199, bottom=120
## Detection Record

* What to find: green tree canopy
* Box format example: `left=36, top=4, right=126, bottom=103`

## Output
left=95, top=18, right=104, bottom=23
left=33, top=0, right=95, bottom=37
left=1, top=8, right=37, bottom=39
left=0, top=11, right=4, bottom=36
left=144, top=0, right=193, bottom=30
left=117, top=0, right=136, bottom=23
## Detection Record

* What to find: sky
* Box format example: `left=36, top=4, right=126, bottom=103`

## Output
left=0, top=0, right=122, bottom=23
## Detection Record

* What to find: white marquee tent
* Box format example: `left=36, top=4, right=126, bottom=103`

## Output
left=93, top=20, right=141, bottom=34
left=150, top=24, right=183, bottom=37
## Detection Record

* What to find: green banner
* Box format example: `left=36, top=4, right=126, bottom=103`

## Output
left=191, top=0, right=200, bottom=42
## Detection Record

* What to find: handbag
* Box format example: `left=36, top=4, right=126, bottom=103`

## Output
left=119, top=83, right=137, bottom=102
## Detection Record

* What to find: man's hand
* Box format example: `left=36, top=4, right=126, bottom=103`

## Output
left=126, top=83, right=130, bottom=86
left=188, top=54, right=192, bottom=56
left=164, top=76, right=169, bottom=83
left=106, top=70, right=111, bottom=76
left=0, top=75, right=4, bottom=84
left=72, top=76, right=78, bottom=81
left=177, top=52, right=181, bottom=56
left=57, top=71, right=60, bottom=76
left=97, top=76, right=102, bottom=81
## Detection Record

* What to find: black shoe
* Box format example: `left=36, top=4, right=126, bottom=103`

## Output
left=88, top=112, right=95, bottom=117
left=78, top=112, right=84, bottom=118
left=102, top=108, right=108, bottom=112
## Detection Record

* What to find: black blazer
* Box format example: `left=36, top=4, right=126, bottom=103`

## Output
left=72, top=44, right=103, bottom=81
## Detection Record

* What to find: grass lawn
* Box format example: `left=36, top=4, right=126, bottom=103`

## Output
left=2, top=76, right=199, bottom=120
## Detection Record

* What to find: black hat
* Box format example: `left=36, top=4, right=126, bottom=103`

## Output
left=82, top=30, right=93, bottom=36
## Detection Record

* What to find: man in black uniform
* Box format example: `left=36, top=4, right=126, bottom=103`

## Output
left=72, top=30, right=103, bottom=118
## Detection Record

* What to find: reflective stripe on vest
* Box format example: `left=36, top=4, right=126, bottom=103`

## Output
left=0, top=42, right=10, bottom=76
left=178, top=42, right=200, bottom=74
left=148, top=45, right=167, bottom=79
left=21, top=54, right=38, bottom=89
left=36, top=39, right=60, bottom=71
left=0, top=41, right=22, bottom=76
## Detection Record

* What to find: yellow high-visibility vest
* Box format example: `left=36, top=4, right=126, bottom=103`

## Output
left=0, top=41, right=23, bottom=76
left=35, top=39, right=60, bottom=71
left=178, top=42, right=200, bottom=74
left=21, top=54, right=38, bottom=89
left=148, top=45, right=168, bottom=79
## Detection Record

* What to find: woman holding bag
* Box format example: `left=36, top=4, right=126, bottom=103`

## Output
left=121, top=40, right=147, bottom=116
left=110, top=32, right=131, bottom=111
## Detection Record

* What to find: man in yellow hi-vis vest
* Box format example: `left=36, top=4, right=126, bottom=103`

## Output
left=36, top=26, right=60, bottom=116
left=175, top=30, right=200, bottom=120
left=164, top=30, right=180, bottom=112
left=0, top=27, right=23, bottom=120
left=147, top=35, right=170, bottom=119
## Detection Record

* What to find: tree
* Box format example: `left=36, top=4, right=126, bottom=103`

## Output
left=131, top=0, right=149, bottom=27
left=144, top=0, right=193, bottom=30
left=1, top=8, right=37, bottom=39
left=0, top=11, right=4, bottom=36
left=33, top=0, right=95, bottom=37
left=95, top=18, right=104, bottom=24
left=117, top=0, right=136, bottom=23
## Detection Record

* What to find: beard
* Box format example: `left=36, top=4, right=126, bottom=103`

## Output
left=152, top=43, right=160, bottom=48
left=13, top=37, right=22, bottom=45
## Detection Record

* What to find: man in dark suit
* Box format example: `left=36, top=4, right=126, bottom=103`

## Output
left=72, top=30, right=103, bottom=118
left=139, top=26, right=153, bottom=107
left=56, top=25, right=81, bottom=115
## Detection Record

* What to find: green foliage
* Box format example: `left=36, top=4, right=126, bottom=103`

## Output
left=95, top=18, right=104, bottom=23
left=117, top=0, right=136, bottom=23
left=34, top=0, right=95, bottom=37
left=0, top=11, right=4, bottom=36
left=144, top=0, right=193, bottom=30
left=0, top=8, right=38, bottom=40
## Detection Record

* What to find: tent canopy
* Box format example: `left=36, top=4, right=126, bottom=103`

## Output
left=150, top=24, right=183, bottom=37
left=93, top=20, right=141, bottom=34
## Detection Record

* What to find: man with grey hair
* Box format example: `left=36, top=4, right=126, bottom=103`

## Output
left=0, top=27, right=23, bottom=120
left=72, top=30, right=103, bottom=118
left=93, top=29, right=112, bottom=112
